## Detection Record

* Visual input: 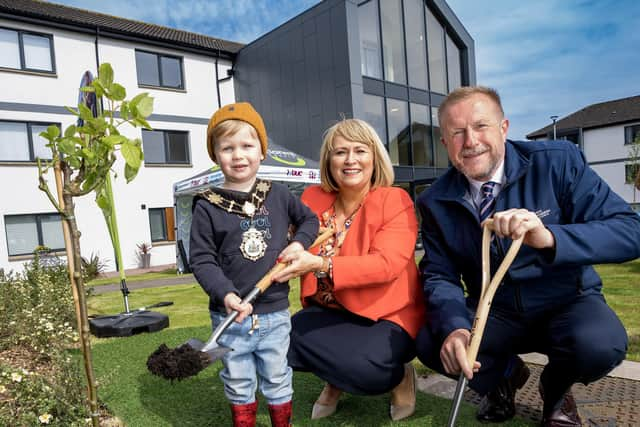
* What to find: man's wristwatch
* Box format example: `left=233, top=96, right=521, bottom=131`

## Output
left=314, top=256, right=329, bottom=278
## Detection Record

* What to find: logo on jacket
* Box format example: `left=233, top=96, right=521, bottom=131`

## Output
left=535, top=209, right=551, bottom=220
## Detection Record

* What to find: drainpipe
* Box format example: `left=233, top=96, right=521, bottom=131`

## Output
left=94, top=26, right=100, bottom=71
left=215, top=48, right=222, bottom=108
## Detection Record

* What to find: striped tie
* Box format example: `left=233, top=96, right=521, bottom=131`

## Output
left=478, top=181, right=497, bottom=223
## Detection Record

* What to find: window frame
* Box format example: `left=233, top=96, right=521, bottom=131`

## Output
left=141, top=129, right=191, bottom=165
left=0, top=119, right=59, bottom=163
left=135, top=49, right=185, bottom=90
left=624, top=124, right=640, bottom=146
left=625, top=163, right=640, bottom=184
left=5, top=212, right=64, bottom=256
left=149, top=207, right=175, bottom=242
left=0, top=26, right=56, bottom=74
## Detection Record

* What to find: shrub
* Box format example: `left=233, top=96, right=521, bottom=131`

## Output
left=0, top=257, right=88, bottom=426
left=81, top=252, right=109, bottom=282
left=1, top=255, right=77, bottom=352
left=0, top=351, right=87, bottom=426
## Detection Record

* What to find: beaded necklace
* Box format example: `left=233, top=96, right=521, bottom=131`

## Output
left=200, top=179, right=272, bottom=261
left=308, top=202, right=362, bottom=309
left=318, top=203, right=361, bottom=258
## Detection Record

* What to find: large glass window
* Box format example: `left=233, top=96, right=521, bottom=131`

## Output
left=142, top=129, right=190, bottom=165
left=380, top=0, right=406, bottom=84
left=0, top=27, right=54, bottom=72
left=404, top=0, right=428, bottom=91
left=410, top=103, right=432, bottom=166
left=387, top=99, right=410, bottom=165
left=426, top=8, right=446, bottom=94
left=135, top=50, right=184, bottom=89
left=149, top=207, right=175, bottom=242
left=358, top=0, right=382, bottom=79
left=5, top=213, right=64, bottom=256
left=0, top=121, right=56, bottom=162
left=446, top=34, right=462, bottom=91
left=625, top=124, right=640, bottom=145
left=363, top=94, right=386, bottom=144
left=432, top=107, right=449, bottom=168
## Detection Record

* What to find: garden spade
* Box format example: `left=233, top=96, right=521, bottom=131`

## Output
left=147, top=227, right=333, bottom=381
left=447, top=220, right=524, bottom=426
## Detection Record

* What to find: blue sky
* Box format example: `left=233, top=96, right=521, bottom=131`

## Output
left=53, top=0, right=640, bottom=140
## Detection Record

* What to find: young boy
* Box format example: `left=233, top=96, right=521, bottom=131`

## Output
left=189, top=102, right=319, bottom=427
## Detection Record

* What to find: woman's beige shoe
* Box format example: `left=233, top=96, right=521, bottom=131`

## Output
left=311, top=383, right=342, bottom=419
left=390, top=363, right=417, bottom=421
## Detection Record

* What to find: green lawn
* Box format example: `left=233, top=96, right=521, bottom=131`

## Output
left=595, top=260, right=640, bottom=360
left=88, top=280, right=537, bottom=426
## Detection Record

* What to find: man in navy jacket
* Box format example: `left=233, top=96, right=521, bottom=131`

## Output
left=415, top=86, right=640, bottom=426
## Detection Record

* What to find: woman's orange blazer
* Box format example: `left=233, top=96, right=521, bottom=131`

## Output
left=300, top=185, right=426, bottom=338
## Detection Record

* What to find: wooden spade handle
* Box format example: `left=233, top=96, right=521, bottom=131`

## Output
left=466, top=219, right=524, bottom=367
left=255, top=227, right=334, bottom=292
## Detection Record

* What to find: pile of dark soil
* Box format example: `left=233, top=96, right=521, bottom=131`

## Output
left=146, top=343, right=210, bottom=381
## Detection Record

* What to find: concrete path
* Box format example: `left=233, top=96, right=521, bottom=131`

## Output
left=417, top=354, right=640, bottom=425
left=90, top=274, right=196, bottom=294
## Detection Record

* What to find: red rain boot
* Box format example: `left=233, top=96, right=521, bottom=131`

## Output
left=230, top=401, right=258, bottom=427
left=268, top=400, right=292, bottom=427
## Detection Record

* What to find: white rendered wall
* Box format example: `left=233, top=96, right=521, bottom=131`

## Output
left=583, top=125, right=638, bottom=204
left=0, top=19, right=235, bottom=274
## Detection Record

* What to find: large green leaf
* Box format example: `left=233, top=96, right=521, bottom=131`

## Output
left=110, top=83, right=126, bottom=101
left=102, top=135, right=127, bottom=148
left=124, top=162, right=139, bottom=183
left=136, top=95, right=154, bottom=118
left=121, top=141, right=142, bottom=169
left=98, top=63, right=114, bottom=88
left=96, top=189, right=111, bottom=212
left=64, top=125, right=77, bottom=138
left=78, top=103, right=94, bottom=122
left=130, top=93, right=154, bottom=118
left=120, top=101, right=130, bottom=120
left=58, top=138, right=77, bottom=154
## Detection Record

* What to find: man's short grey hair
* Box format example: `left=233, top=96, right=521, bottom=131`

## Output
left=438, top=86, right=504, bottom=125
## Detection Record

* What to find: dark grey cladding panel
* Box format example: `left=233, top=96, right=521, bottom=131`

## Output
left=291, top=25, right=305, bottom=63
left=235, top=0, right=352, bottom=161
left=331, top=5, right=349, bottom=89
left=385, top=83, right=409, bottom=101
left=335, top=84, right=353, bottom=120
left=363, top=77, right=384, bottom=96
left=409, top=88, right=429, bottom=105
left=321, top=77, right=337, bottom=127
left=394, top=166, right=414, bottom=182
left=304, top=34, right=321, bottom=118
left=430, top=92, right=447, bottom=108
left=414, top=167, right=449, bottom=181
left=316, top=10, right=333, bottom=72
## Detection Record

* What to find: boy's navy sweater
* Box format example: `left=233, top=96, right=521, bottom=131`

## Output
left=189, top=181, right=319, bottom=314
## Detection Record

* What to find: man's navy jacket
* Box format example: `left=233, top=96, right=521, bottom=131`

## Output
left=417, top=139, right=640, bottom=342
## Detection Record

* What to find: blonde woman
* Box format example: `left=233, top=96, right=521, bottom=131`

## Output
left=274, top=118, right=425, bottom=421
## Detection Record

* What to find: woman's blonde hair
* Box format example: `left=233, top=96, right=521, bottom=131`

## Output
left=319, top=118, right=394, bottom=192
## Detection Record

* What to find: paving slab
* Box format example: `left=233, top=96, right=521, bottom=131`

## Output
left=417, top=357, right=640, bottom=426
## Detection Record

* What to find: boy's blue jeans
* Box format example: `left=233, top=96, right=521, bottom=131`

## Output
left=211, top=309, right=293, bottom=405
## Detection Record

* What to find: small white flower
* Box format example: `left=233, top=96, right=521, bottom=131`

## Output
left=0, top=385, right=6, bottom=393
left=11, top=372, right=22, bottom=382
left=38, top=413, right=53, bottom=424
